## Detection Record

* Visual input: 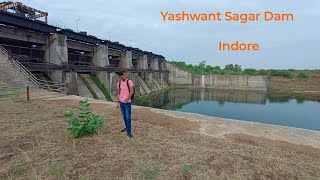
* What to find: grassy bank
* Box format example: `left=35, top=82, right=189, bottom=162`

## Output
left=0, top=97, right=319, bottom=179
left=268, top=76, right=320, bottom=100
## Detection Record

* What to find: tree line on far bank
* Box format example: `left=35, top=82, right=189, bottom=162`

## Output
left=171, top=61, right=320, bottom=79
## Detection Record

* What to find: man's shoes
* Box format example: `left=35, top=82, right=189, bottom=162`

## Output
left=121, top=128, right=127, bottom=132
left=127, top=133, right=133, bottom=138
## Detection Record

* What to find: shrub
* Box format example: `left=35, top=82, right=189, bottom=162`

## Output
left=258, top=69, right=269, bottom=76
left=243, top=68, right=257, bottom=75
left=63, top=98, right=104, bottom=138
left=270, top=70, right=292, bottom=78
left=297, top=72, right=308, bottom=79
left=224, top=64, right=235, bottom=71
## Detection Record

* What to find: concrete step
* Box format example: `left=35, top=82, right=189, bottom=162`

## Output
left=137, top=76, right=151, bottom=94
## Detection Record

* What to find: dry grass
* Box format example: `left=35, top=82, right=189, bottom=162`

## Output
left=268, top=77, right=320, bottom=100
left=0, top=98, right=320, bottom=180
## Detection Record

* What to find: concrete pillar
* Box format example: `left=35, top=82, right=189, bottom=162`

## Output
left=137, top=55, right=148, bottom=69
left=127, top=72, right=139, bottom=92
left=45, top=33, right=68, bottom=82
left=110, top=72, right=119, bottom=99
left=65, top=72, right=79, bottom=95
left=159, top=72, right=165, bottom=86
left=92, top=44, right=109, bottom=67
left=159, top=61, right=167, bottom=71
left=201, top=75, right=205, bottom=88
left=150, top=58, right=159, bottom=70
left=144, top=72, right=159, bottom=92
left=120, top=51, right=133, bottom=68
left=92, top=44, right=111, bottom=95
left=95, top=71, right=110, bottom=91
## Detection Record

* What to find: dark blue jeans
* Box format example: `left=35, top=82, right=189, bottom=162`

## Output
left=119, top=102, right=132, bottom=134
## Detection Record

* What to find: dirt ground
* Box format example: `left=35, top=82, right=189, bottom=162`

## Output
left=268, top=77, right=320, bottom=100
left=0, top=96, right=320, bottom=180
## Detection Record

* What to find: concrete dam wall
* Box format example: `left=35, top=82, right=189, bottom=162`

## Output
left=167, top=62, right=267, bottom=91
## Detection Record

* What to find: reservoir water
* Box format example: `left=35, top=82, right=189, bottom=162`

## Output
left=134, top=88, right=320, bottom=131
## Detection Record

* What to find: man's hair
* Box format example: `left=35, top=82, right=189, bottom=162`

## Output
left=117, top=71, right=126, bottom=76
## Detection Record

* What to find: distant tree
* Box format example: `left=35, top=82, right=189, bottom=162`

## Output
left=214, top=66, right=221, bottom=70
left=243, top=68, right=257, bottom=75
left=198, top=60, right=206, bottom=68
left=224, top=64, right=235, bottom=71
left=258, top=69, right=269, bottom=76
left=205, top=65, right=214, bottom=73
left=234, top=64, right=242, bottom=72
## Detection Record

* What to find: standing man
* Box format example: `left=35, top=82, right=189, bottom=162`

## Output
left=116, top=71, right=134, bottom=138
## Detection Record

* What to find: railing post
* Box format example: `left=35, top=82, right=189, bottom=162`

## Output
left=65, top=84, right=68, bottom=95
left=27, top=86, right=30, bottom=101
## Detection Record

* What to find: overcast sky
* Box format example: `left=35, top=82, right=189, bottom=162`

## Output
left=19, top=0, right=320, bottom=69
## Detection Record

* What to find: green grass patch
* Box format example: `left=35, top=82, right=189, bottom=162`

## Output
left=49, top=162, right=66, bottom=179
left=143, top=167, right=160, bottom=180
left=90, top=75, right=113, bottom=101
left=78, top=75, right=99, bottom=99
left=297, top=72, right=308, bottom=79
left=181, top=164, right=191, bottom=177
left=7, top=164, right=28, bottom=179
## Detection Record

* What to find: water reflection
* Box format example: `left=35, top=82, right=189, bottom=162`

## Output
left=134, top=88, right=267, bottom=110
left=134, top=88, right=320, bottom=131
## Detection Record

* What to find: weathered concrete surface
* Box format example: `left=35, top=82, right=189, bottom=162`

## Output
left=119, top=51, right=133, bottom=68
left=46, top=95, right=320, bottom=149
left=65, top=72, right=79, bottom=95
left=92, top=44, right=109, bottom=67
left=203, top=75, right=267, bottom=91
left=137, top=75, right=151, bottom=94
left=167, top=62, right=193, bottom=85
left=0, top=25, right=46, bottom=44
left=167, top=62, right=267, bottom=91
left=0, top=50, right=29, bottom=88
left=95, top=71, right=111, bottom=95
left=44, top=33, right=68, bottom=82
left=139, top=72, right=158, bottom=92
left=67, top=40, right=94, bottom=52
left=81, top=74, right=106, bottom=100
left=76, top=75, right=93, bottom=99
left=159, top=61, right=167, bottom=71
left=152, top=72, right=168, bottom=89
left=150, top=58, right=159, bottom=70
left=137, top=55, right=148, bottom=69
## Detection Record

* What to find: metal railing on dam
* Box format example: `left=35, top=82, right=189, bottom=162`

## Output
left=0, top=44, right=66, bottom=93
